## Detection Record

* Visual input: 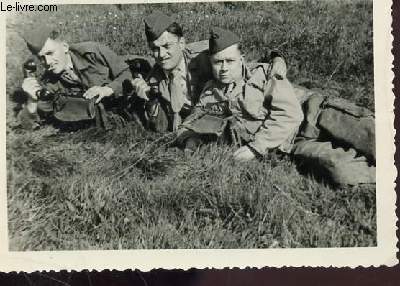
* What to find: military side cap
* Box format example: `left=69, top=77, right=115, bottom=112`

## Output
left=144, top=10, right=174, bottom=41
left=22, top=23, right=56, bottom=55
left=209, top=27, right=240, bottom=55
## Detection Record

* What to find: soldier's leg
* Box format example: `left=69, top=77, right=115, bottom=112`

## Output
left=318, top=103, right=375, bottom=162
left=292, top=139, right=375, bottom=186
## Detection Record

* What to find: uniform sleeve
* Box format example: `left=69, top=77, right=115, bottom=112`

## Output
left=95, top=44, right=131, bottom=96
left=248, top=77, right=304, bottom=155
left=240, top=67, right=269, bottom=120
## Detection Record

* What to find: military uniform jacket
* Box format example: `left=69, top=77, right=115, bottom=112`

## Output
left=146, top=40, right=212, bottom=113
left=196, top=64, right=304, bottom=155
left=41, top=41, right=131, bottom=96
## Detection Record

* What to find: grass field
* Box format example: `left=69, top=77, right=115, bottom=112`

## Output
left=6, top=1, right=376, bottom=250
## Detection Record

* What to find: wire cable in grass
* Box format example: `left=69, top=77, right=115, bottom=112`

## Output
left=111, top=131, right=178, bottom=181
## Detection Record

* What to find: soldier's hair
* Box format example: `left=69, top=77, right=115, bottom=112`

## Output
left=48, top=30, right=65, bottom=42
left=236, top=43, right=244, bottom=54
left=49, top=30, right=59, bottom=39
left=166, top=22, right=184, bottom=38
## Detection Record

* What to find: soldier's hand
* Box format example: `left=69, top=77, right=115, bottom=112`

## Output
left=22, top=78, right=41, bottom=100
left=131, top=75, right=150, bottom=101
left=83, top=86, right=114, bottom=103
left=271, top=57, right=287, bottom=79
left=233, top=146, right=256, bottom=162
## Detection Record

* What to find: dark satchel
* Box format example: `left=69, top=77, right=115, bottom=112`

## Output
left=182, top=101, right=230, bottom=137
left=176, top=113, right=229, bottom=148
left=184, top=114, right=228, bottom=136
left=53, top=95, right=96, bottom=122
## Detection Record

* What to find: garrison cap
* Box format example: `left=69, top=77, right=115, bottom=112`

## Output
left=209, top=27, right=240, bottom=55
left=144, top=10, right=175, bottom=41
left=22, top=23, right=56, bottom=55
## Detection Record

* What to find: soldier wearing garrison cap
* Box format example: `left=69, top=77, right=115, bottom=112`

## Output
left=19, top=23, right=132, bottom=130
left=179, top=27, right=376, bottom=186
left=131, top=11, right=287, bottom=132
left=177, top=27, right=303, bottom=161
left=209, top=27, right=240, bottom=54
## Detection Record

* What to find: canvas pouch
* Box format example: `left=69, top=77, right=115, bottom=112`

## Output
left=53, top=95, right=96, bottom=122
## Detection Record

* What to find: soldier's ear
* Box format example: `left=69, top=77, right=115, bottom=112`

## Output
left=178, top=37, right=186, bottom=49
left=240, top=55, right=246, bottom=67
left=62, top=42, right=69, bottom=53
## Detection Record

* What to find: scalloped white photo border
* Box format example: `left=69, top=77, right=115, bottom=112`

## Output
left=0, top=0, right=396, bottom=271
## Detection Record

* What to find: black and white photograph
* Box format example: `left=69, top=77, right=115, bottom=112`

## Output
left=1, top=0, right=396, bottom=270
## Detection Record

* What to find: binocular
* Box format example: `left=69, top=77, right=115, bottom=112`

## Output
left=23, top=58, right=53, bottom=100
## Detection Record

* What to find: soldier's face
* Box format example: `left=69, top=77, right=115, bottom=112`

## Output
left=149, top=31, right=185, bottom=71
left=38, top=38, right=69, bottom=75
left=210, top=44, right=243, bottom=85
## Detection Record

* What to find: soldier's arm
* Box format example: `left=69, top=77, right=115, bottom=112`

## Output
left=263, top=49, right=286, bottom=64
left=247, top=77, right=304, bottom=155
left=263, top=49, right=287, bottom=79
left=94, top=44, right=132, bottom=96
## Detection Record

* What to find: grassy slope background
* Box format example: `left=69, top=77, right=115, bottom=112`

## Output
left=6, top=1, right=376, bottom=250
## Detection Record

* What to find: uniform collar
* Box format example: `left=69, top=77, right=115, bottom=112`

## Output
left=214, top=78, right=245, bottom=92
left=69, top=45, right=90, bottom=71
left=65, top=53, right=74, bottom=70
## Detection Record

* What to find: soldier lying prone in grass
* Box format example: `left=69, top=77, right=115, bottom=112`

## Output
left=18, top=23, right=133, bottom=130
left=176, top=26, right=376, bottom=186
left=176, top=27, right=304, bottom=162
